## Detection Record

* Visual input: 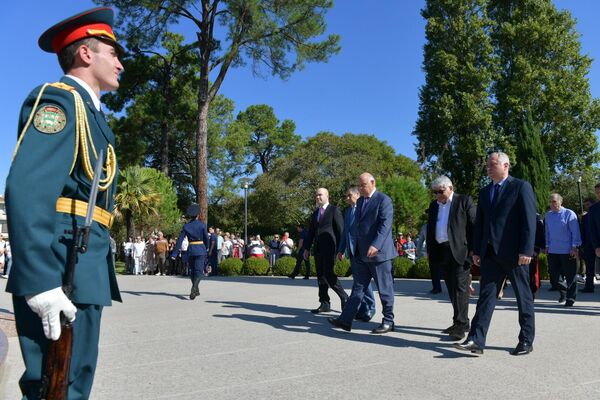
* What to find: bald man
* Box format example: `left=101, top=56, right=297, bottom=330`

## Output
left=303, top=188, right=348, bottom=313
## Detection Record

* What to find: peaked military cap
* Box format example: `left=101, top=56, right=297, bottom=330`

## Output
left=186, top=204, right=201, bottom=218
left=38, top=7, right=124, bottom=55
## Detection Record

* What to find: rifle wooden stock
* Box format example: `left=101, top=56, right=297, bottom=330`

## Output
left=41, top=316, right=73, bottom=400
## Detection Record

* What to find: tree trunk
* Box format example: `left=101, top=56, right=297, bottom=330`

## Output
left=196, top=99, right=209, bottom=222
left=125, top=209, right=136, bottom=241
left=160, top=118, right=169, bottom=176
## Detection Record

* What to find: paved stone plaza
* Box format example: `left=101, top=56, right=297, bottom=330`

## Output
left=1, top=275, right=599, bottom=399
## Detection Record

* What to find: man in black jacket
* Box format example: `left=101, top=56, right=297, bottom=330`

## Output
left=427, top=176, right=476, bottom=340
left=304, top=188, right=348, bottom=313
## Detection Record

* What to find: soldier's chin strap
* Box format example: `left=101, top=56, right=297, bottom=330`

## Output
left=12, top=82, right=117, bottom=192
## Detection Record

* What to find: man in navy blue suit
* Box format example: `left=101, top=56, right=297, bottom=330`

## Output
left=454, top=152, right=537, bottom=356
left=328, top=173, right=397, bottom=334
left=337, top=186, right=377, bottom=321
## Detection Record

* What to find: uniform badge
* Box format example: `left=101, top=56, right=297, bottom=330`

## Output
left=33, top=105, right=67, bottom=134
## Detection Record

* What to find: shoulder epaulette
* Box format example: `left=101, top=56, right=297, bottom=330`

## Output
left=48, top=82, right=76, bottom=92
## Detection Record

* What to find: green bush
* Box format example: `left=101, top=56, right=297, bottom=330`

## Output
left=409, top=257, right=430, bottom=279
left=114, top=261, right=126, bottom=275
left=538, top=253, right=549, bottom=280
left=244, top=257, right=270, bottom=276
left=220, top=258, right=243, bottom=276
left=334, top=258, right=352, bottom=277
left=273, top=256, right=297, bottom=276
left=393, top=257, right=413, bottom=278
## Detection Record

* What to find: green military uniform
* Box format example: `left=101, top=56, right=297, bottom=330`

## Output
left=5, top=7, right=122, bottom=399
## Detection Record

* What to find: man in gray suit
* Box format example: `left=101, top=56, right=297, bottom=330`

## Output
left=328, top=173, right=397, bottom=334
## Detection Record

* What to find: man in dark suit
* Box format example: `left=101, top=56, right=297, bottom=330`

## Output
left=426, top=176, right=476, bottom=340
left=454, top=152, right=537, bottom=356
left=304, top=188, right=348, bottom=313
left=337, top=186, right=377, bottom=321
left=328, top=173, right=397, bottom=334
left=584, top=183, right=600, bottom=289
left=580, top=197, right=596, bottom=293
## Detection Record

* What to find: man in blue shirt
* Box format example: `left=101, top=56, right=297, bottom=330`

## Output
left=545, top=193, right=582, bottom=306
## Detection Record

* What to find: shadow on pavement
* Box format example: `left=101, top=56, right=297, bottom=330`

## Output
left=208, top=300, right=512, bottom=358
left=120, top=290, right=189, bottom=301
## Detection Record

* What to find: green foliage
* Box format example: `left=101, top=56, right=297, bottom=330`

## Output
left=416, top=0, right=600, bottom=196
left=415, top=0, right=496, bottom=197
left=273, top=256, right=297, bottom=276
left=137, top=168, right=183, bottom=236
left=251, top=133, right=421, bottom=231
left=393, top=257, right=413, bottom=278
left=219, top=258, right=244, bottom=276
left=380, top=176, right=430, bottom=234
left=230, top=104, right=301, bottom=174
left=334, top=258, right=352, bottom=278
left=244, top=257, right=270, bottom=276
left=511, top=112, right=551, bottom=213
left=551, top=167, right=600, bottom=214
left=538, top=253, right=549, bottom=281
left=410, top=257, right=431, bottom=279
left=114, top=261, right=127, bottom=275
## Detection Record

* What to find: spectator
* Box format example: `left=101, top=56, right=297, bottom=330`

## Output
left=279, top=232, right=294, bottom=257
left=123, top=237, right=134, bottom=274
left=416, top=223, right=428, bottom=259
left=580, top=197, right=597, bottom=293
left=249, top=236, right=266, bottom=258
left=110, top=236, right=117, bottom=272
left=208, top=227, right=219, bottom=275
left=216, top=228, right=224, bottom=264
left=133, top=236, right=146, bottom=275
left=545, top=193, right=581, bottom=306
left=154, top=232, right=169, bottom=275
left=145, top=235, right=156, bottom=274
left=402, top=234, right=417, bottom=263
left=289, top=225, right=311, bottom=279
left=221, top=233, right=233, bottom=260
left=396, top=233, right=406, bottom=256
left=268, top=234, right=281, bottom=267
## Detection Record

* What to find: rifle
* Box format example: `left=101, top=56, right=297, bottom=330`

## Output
left=41, top=150, right=104, bottom=400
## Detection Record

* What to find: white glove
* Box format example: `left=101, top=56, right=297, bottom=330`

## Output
left=26, top=287, right=77, bottom=341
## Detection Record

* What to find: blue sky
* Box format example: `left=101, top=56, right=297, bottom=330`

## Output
left=1, top=0, right=599, bottom=192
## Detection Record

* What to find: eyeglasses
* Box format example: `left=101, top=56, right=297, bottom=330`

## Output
left=432, top=190, right=445, bottom=195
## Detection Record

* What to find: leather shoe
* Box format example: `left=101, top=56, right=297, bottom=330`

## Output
left=453, top=340, right=484, bottom=355
left=311, top=302, right=331, bottom=314
left=355, top=310, right=376, bottom=322
left=565, top=300, right=574, bottom=307
left=442, top=324, right=456, bottom=334
left=327, top=317, right=351, bottom=332
left=442, top=323, right=470, bottom=334
left=510, top=342, right=533, bottom=356
left=448, top=329, right=465, bottom=340
left=371, top=323, right=394, bottom=334
left=429, top=289, right=442, bottom=294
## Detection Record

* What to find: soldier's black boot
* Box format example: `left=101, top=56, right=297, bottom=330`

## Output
left=190, top=277, right=201, bottom=300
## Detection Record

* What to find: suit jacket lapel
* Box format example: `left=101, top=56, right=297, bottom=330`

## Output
left=494, top=176, right=513, bottom=207
left=449, top=194, right=459, bottom=223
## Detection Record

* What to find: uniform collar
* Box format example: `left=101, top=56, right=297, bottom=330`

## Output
left=65, top=74, right=101, bottom=111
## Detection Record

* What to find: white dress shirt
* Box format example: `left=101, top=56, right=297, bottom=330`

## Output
left=435, top=192, right=454, bottom=244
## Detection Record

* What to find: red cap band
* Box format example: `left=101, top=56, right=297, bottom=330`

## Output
left=51, top=22, right=116, bottom=53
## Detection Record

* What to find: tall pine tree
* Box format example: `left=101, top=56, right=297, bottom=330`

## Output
left=415, top=0, right=497, bottom=196
left=511, top=111, right=550, bottom=213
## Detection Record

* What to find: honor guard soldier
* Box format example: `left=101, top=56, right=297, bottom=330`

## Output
left=171, top=204, right=210, bottom=299
left=5, top=7, right=124, bottom=399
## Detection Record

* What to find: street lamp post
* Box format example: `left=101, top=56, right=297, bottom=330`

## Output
left=243, top=182, right=248, bottom=259
left=576, top=176, right=583, bottom=215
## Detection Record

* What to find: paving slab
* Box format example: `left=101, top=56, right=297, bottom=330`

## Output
left=1, top=275, right=599, bottom=399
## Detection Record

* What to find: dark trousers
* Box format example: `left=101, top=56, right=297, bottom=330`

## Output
left=350, top=255, right=377, bottom=316
left=340, top=257, right=395, bottom=325
left=156, top=252, right=167, bottom=274
left=433, top=243, right=470, bottom=328
left=468, top=247, right=535, bottom=347
left=548, top=253, right=577, bottom=302
left=190, top=254, right=207, bottom=283
left=429, top=262, right=444, bottom=292
left=13, top=296, right=103, bottom=400
left=582, top=250, right=596, bottom=291
left=315, top=250, right=347, bottom=305
left=291, top=251, right=310, bottom=277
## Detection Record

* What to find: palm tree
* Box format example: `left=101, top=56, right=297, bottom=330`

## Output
left=114, top=166, right=161, bottom=239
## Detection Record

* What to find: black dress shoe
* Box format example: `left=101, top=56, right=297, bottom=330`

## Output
left=453, top=340, right=484, bottom=355
left=442, top=324, right=457, bottom=334
left=371, top=323, right=394, bottom=334
left=448, top=329, right=465, bottom=340
left=565, top=300, right=574, bottom=307
left=327, top=317, right=351, bottom=332
left=510, top=342, right=533, bottom=355
left=429, top=289, right=442, bottom=294
left=311, top=302, right=331, bottom=314
left=355, top=311, right=376, bottom=322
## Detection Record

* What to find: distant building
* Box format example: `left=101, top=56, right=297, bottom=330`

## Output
left=0, top=196, right=8, bottom=238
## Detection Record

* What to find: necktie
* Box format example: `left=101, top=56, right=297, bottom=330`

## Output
left=361, top=196, right=370, bottom=213
left=318, top=207, right=324, bottom=223
left=491, top=183, right=500, bottom=205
